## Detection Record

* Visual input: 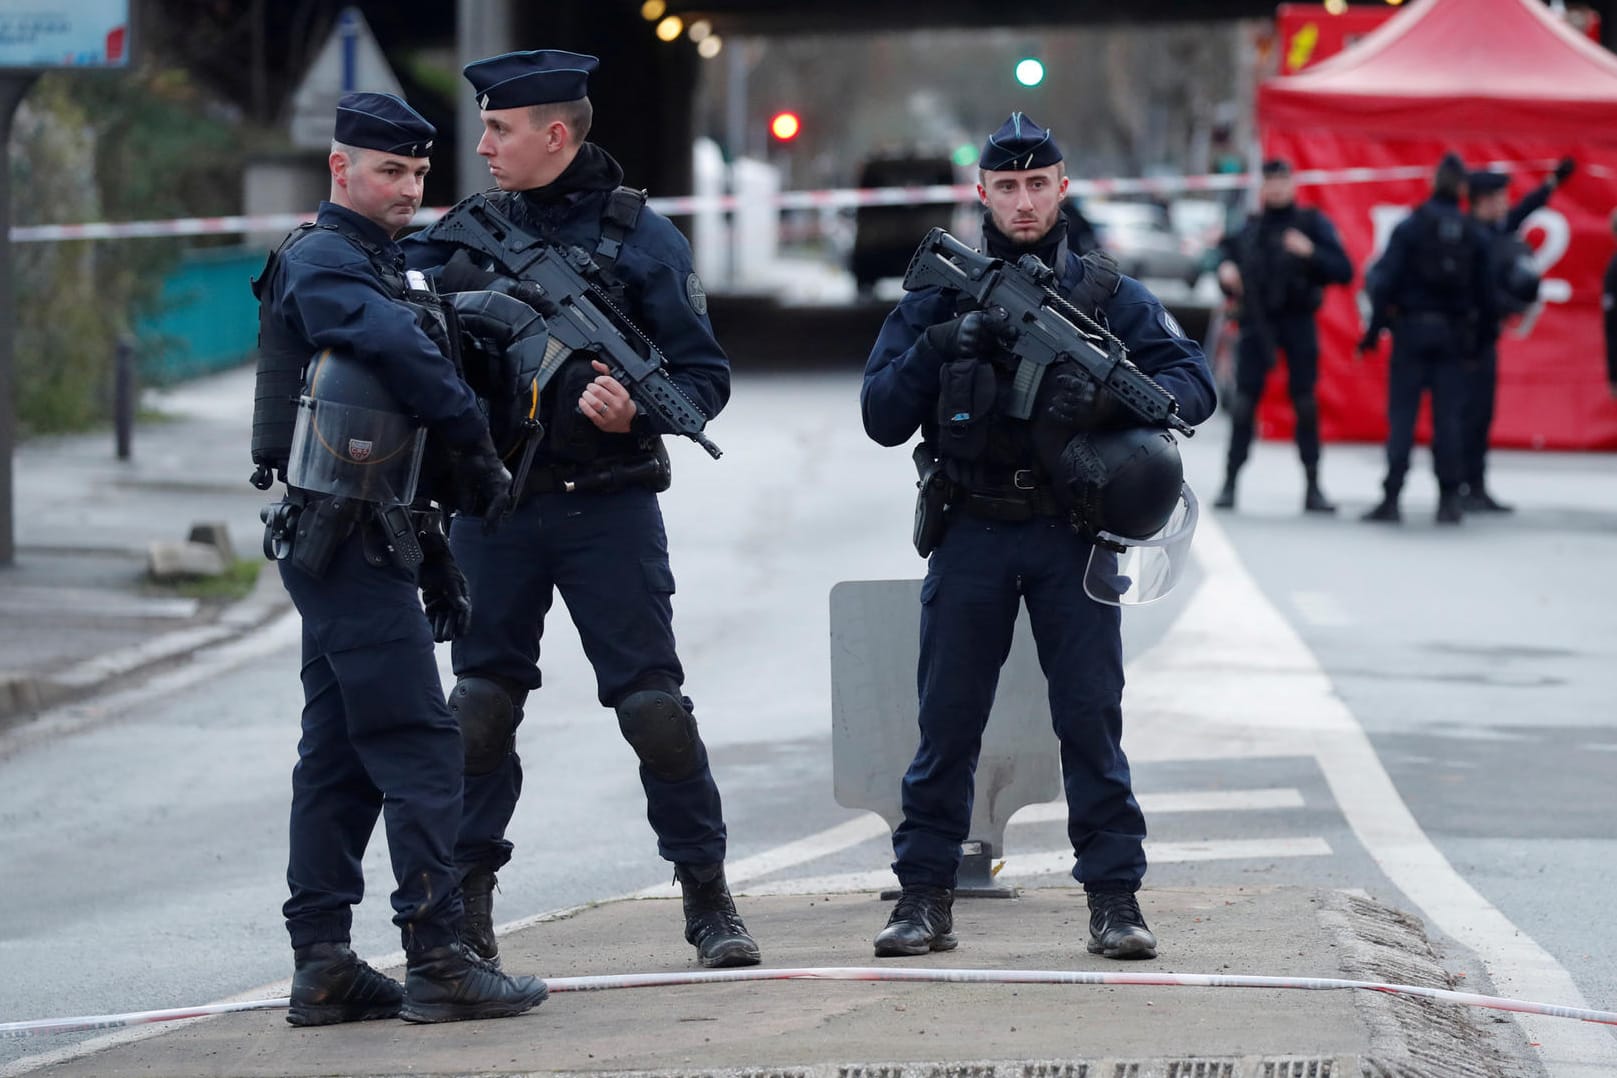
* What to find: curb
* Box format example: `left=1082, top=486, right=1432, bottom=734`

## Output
left=0, top=563, right=291, bottom=735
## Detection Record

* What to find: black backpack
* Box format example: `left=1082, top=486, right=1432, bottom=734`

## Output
left=1414, top=209, right=1476, bottom=297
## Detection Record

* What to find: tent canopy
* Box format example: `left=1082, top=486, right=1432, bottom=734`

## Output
left=1259, top=0, right=1617, bottom=140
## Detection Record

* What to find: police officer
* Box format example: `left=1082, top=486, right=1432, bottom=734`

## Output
left=1604, top=210, right=1617, bottom=399
left=1360, top=152, right=1495, bottom=525
left=403, top=52, right=758, bottom=970
left=1461, top=158, right=1572, bottom=512
left=1213, top=158, right=1353, bottom=513
left=253, top=92, right=548, bottom=1024
left=861, top=114, right=1216, bottom=960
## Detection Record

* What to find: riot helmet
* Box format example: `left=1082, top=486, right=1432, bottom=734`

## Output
left=448, top=289, right=555, bottom=457
left=1054, top=426, right=1198, bottom=605
left=285, top=348, right=425, bottom=504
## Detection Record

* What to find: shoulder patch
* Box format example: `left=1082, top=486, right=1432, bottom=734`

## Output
left=1159, top=308, right=1186, bottom=339
left=685, top=272, right=708, bottom=317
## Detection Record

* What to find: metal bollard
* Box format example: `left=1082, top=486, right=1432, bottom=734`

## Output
left=114, top=337, right=134, bottom=461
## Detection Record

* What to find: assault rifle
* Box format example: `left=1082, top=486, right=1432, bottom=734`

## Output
left=902, top=227, right=1193, bottom=436
left=427, top=196, right=722, bottom=459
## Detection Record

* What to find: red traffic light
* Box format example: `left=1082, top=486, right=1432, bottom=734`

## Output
left=769, top=111, right=801, bottom=142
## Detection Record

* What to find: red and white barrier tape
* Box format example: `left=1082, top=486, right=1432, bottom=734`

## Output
left=9, top=160, right=1587, bottom=244
left=3, top=964, right=1614, bottom=1040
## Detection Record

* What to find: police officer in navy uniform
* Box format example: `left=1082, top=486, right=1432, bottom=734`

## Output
left=1604, top=210, right=1617, bottom=399
left=1212, top=158, right=1353, bottom=514
left=254, top=92, right=548, bottom=1024
left=861, top=114, right=1216, bottom=960
left=1461, top=159, right=1572, bottom=513
left=403, top=52, right=758, bottom=969
left=1360, top=153, right=1495, bottom=525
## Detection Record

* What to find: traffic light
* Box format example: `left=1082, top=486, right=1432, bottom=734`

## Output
left=1015, top=57, right=1045, bottom=87
left=769, top=111, right=801, bottom=142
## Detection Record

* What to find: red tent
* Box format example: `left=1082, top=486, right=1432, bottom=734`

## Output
left=1254, top=0, right=1617, bottom=450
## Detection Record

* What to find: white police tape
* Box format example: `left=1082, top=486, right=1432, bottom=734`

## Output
left=3, top=964, right=1615, bottom=1040
left=9, top=160, right=1586, bottom=244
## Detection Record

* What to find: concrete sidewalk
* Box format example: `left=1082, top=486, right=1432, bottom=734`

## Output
left=0, top=365, right=290, bottom=727
left=33, top=886, right=1521, bottom=1077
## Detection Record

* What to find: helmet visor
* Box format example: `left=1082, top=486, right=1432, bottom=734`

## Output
left=286, top=396, right=425, bottom=504
left=1083, top=484, right=1200, bottom=606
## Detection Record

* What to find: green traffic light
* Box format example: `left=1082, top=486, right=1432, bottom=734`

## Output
left=1015, top=58, right=1045, bottom=87
left=952, top=144, right=978, bottom=167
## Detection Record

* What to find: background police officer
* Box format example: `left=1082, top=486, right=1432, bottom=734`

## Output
left=404, top=52, right=758, bottom=970
left=1213, top=158, right=1353, bottom=514
left=1605, top=210, right=1617, bottom=399
left=254, top=92, right=547, bottom=1024
left=1360, top=152, right=1495, bottom=525
left=1462, top=158, right=1572, bottom=513
left=861, top=114, right=1215, bottom=961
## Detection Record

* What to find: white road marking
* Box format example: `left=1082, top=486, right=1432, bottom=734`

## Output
left=1010, top=787, right=1305, bottom=826
left=1121, top=514, right=1617, bottom=1076
left=735, top=837, right=1333, bottom=897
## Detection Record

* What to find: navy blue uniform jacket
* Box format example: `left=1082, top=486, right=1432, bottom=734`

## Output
left=403, top=162, right=729, bottom=436
left=862, top=253, right=1217, bottom=448
left=262, top=201, right=488, bottom=449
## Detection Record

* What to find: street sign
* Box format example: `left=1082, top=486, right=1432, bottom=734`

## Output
left=0, top=0, right=129, bottom=69
left=288, top=7, right=406, bottom=150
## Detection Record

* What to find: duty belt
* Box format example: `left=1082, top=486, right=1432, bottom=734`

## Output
left=522, top=453, right=667, bottom=495
left=954, top=468, right=1066, bottom=522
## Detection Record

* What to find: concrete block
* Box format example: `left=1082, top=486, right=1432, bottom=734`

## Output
left=185, top=521, right=235, bottom=563
left=147, top=540, right=228, bottom=581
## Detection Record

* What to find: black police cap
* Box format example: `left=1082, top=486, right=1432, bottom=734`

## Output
left=980, top=113, right=1064, bottom=172
left=464, top=49, right=599, bottom=110
left=334, top=92, right=435, bottom=157
left=1261, top=158, right=1292, bottom=177
left=1468, top=169, right=1509, bottom=196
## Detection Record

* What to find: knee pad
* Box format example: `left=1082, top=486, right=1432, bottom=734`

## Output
left=449, top=677, right=516, bottom=776
left=614, top=689, right=701, bottom=781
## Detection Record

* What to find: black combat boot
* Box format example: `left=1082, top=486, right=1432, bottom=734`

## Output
left=460, top=871, right=500, bottom=967
left=1213, top=475, right=1237, bottom=510
left=1435, top=491, right=1464, bottom=525
left=1362, top=491, right=1401, bottom=523
left=1086, top=887, right=1157, bottom=960
left=675, top=863, right=761, bottom=968
left=287, top=942, right=403, bottom=1026
left=873, top=884, right=957, bottom=957
left=1303, top=470, right=1336, bottom=514
left=399, top=941, right=548, bottom=1024
left=1460, top=488, right=1513, bottom=513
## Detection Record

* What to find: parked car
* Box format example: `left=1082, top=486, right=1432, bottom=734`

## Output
left=1086, top=199, right=1205, bottom=288
left=850, top=154, right=956, bottom=296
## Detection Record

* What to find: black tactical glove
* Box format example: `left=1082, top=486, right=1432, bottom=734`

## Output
left=450, top=433, right=514, bottom=535
left=924, top=309, right=1007, bottom=361
left=1554, top=156, right=1576, bottom=184
left=1045, top=367, right=1116, bottom=430
left=417, top=519, right=471, bottom=643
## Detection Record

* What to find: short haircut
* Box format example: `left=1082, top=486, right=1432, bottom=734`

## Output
left=330, top=140, right=367, bottom=162
left=528, top=97, right=593, bottom=144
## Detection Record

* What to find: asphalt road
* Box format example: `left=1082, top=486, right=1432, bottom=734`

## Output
left=2, top=369, right=1613, bottom=1074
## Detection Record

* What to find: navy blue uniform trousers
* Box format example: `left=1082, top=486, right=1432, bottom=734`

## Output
left=1384, top=317, right=1470, bottom=495
left=449, top=487, right=726, bottom=875
left=1227, top=310, right=1322, bottom=473
left=279, top=535, right=463, bottom=954
left=894, top=513, right=1146, bottom=892
left=1460, top=337, right=1500, bottom=491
